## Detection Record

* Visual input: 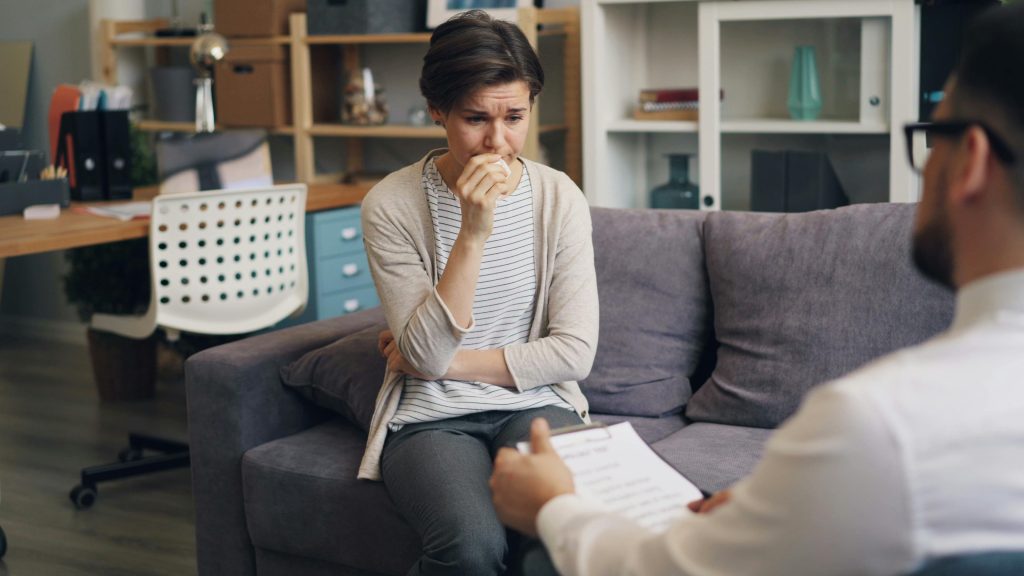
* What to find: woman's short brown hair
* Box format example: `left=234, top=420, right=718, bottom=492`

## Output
left=420, top=10, right=544, bottom=115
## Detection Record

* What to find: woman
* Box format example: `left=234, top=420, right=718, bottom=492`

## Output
left=358, top=10, right=599, bottom=575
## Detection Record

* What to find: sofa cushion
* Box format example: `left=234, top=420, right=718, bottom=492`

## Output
left=242, top=420, right=420, bottom=575
left=653, top=422, right=774, bottom=494
left=581, top=208, right=711, bottom=417
left=590, top=412, right=685, bottom=445
left=280, top=323, right=388, bottom=431
left=686, top=203, right=955, bottom=429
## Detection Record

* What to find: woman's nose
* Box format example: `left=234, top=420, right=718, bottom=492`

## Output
left=484, top=120, right=506, bottom=149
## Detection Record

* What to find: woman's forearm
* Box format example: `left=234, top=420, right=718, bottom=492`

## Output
left=435, top=232, right=485, bottom=329
left=444, top=348, right=516, bottom=388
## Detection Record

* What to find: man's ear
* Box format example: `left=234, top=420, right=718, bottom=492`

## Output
left=952, top=126, right=993, bottom=206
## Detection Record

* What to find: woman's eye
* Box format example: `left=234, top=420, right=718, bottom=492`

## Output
left=506, top=115, right=524, bottom=123
left=467, top=116, right=486, bottom=124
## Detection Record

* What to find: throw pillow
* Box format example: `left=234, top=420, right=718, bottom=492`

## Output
left=280, top=323, right=387, bottom=431
left=580, top=207, right=711, bottom=417
left=685, top=203, right=955, bottom=428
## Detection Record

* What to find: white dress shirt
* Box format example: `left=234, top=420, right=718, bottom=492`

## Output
left=538, top=269, right=1024, bottom=576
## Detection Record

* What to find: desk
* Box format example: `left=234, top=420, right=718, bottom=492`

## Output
left=0, top=183, right=371, bottom=259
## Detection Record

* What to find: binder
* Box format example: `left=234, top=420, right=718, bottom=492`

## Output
left=54, top=110, right=133, bottom=202
left=751, top=150, right=848, bottom=213
left=100, top=110, right=133, bottom=200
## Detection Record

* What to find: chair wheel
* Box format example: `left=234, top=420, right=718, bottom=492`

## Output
left=118, top=447, right=144, bottom=462
left=0, top=524, right=7, bottom=558
left=70, top=484, right=97, bottom=509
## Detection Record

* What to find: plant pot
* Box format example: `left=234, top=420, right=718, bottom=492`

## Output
left=86, top=328, right=157, bottom=401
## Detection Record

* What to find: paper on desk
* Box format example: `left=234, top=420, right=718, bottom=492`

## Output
left=519, top=422, right=703, bottom=533
left=73, top=201, right=151, bottom=221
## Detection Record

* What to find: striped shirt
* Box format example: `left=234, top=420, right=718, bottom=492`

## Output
left=388, top=158, right=573, bottom=429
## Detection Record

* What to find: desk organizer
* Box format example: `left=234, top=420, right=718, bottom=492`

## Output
left=0, top=178, right=70, bottom=216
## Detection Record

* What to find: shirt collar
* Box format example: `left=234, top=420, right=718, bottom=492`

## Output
left=951, top=268, right=1024, bottom=331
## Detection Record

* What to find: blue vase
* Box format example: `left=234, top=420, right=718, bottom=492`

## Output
left=787, top=45, right=822, bottom=121
left=650, top=154, right=700, bottom=210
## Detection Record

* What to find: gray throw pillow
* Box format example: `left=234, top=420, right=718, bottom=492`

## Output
left=280, top=323, right=387, bottom=431
left=580, top=208, right=711, bottom=417
left=685, top=203, right=955, bottom=429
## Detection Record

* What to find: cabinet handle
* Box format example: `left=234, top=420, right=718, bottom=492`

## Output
left=340, top=227, right=358, bottom=241
left=344, top=299, right=360, bottom=312
left=342, top=263, right=359, bottom=277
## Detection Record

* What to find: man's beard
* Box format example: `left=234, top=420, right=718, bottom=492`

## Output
left=912, top=191, right=956, bottom=290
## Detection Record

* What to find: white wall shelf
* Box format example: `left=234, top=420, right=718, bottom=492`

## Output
left=582, top=0, right=921, bottom=211
left=720, top=120, right=889, bottom=134
left=608, top=119, right=699, bottom=133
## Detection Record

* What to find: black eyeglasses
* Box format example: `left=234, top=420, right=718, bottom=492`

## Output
left=903, top=121, right=1017, bottom=174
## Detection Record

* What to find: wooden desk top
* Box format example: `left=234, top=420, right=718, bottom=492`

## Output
left=0, top=183, right=371, bottom=259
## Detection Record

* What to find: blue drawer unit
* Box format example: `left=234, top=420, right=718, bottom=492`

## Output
left=277, top=205, right=380, bottom=328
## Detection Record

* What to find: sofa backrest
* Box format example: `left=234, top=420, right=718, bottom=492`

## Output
left=685, top=203, right=956, bottom=428
left=581, top=208, right=711, bottom=417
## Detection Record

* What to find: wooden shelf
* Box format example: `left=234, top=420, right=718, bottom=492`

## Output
left=608, top=119, right=699, bottom=133
left=110, top=35, right=290, bottom=48
left=135, top=120, right=294, bottom=135
left=306, top=33, right=432, bottom=45
left=720, top=119, right=889, bottom=134
left=308, top=124, right=447, bottom=138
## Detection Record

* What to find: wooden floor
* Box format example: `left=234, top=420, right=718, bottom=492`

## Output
left=0, top=333, right=196, bottom=576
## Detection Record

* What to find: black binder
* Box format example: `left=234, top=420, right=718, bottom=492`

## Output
left=54, top=110, right=133, bottom=202
left=751, top=150, right=848, bottom=213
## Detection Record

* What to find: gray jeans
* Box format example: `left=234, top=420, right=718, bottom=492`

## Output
left=381, top=405, right=583, bottom=576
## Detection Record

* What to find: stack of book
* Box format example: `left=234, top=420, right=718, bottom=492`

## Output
left=634, top=88, right=720, bottom=121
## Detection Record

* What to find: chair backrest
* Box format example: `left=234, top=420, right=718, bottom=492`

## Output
left=149, top=184, right=308, bottom=335
left=156, top=130, right=273, bottom=195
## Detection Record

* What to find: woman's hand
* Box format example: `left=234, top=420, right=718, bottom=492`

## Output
left=380, top=331, right=430, bottom=380
left=451, top=153, right=512, bottom=243
left=687, top=489, right=732, bottom=515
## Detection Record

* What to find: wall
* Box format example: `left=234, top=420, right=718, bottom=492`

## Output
left=0, top=0, right=93, bottom=342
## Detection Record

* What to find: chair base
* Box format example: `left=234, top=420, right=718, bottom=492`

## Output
left=70, top=433, right=190, bottom=510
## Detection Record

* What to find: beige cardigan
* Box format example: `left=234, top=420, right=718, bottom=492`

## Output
left=357, top=150, right=599, bottom=480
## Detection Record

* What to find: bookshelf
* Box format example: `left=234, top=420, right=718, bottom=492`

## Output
left=582, top=0, right=920, bottom=210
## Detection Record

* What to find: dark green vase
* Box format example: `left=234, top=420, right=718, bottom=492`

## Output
left=650, top=153, right=700, bottom=210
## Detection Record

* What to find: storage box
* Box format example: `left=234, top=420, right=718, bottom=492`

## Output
left=307, top=0, right=428, bottom=35
left=215, top=45, right=291, bottom=128
left=214, top=0, right=306, bottom=37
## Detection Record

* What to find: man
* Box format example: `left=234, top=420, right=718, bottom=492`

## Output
left=489, top=4, right=1024, bottom=575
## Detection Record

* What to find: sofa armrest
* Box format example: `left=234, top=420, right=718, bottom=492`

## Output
left=186, top=307, right=385, bottom=576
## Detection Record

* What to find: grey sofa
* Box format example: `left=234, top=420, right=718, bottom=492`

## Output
left=186, top=202, right=956, bottom=576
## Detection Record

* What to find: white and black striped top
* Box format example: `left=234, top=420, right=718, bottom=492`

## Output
left=388, top=158, right=573, bottom=430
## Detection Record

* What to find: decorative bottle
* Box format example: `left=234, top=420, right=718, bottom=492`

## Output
left=650, top=154, right=700, bottom=210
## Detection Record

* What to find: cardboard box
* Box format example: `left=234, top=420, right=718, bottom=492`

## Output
left=215, top=45, right=291, bottom=128
left=214, top=0, right=306, bottom=37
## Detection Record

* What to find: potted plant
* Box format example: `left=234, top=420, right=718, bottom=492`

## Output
left=63, top=124, right=158, bottom=401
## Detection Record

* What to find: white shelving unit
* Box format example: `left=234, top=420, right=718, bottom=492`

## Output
left=582, top=0, right=920, bottom=210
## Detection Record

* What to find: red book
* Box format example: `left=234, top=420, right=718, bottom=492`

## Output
left=639, top=88, right=724, bottom=103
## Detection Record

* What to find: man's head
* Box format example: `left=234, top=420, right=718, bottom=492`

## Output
left=911, top=2, right=1024, bottom=289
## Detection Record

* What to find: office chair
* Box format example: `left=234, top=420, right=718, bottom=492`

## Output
left=69, top=184, right=308, bottom=509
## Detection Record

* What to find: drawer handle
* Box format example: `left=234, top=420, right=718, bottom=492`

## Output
left=342, top=263, right=359, bottom=277
left=340, top=227, right=359, bottom=241
left=344, top=299, right=361, bottom=312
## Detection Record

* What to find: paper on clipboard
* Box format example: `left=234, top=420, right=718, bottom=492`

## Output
left=518, top=422, right=703, bottom=533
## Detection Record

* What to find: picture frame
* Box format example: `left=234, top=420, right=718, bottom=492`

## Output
left=427, top=0, right=534, bottom=29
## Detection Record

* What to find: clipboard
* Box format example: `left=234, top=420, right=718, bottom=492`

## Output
left=518, top=421, right=706, bottom=533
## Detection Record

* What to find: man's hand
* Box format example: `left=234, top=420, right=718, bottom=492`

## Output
left=379, top=330, right=430, bottom=380
left=687, top=489, right=732, bottom=515
left=490, top=418, right=575, bottom=537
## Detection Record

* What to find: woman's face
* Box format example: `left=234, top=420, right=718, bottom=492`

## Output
left=432, top=80, right=532, bottom=169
